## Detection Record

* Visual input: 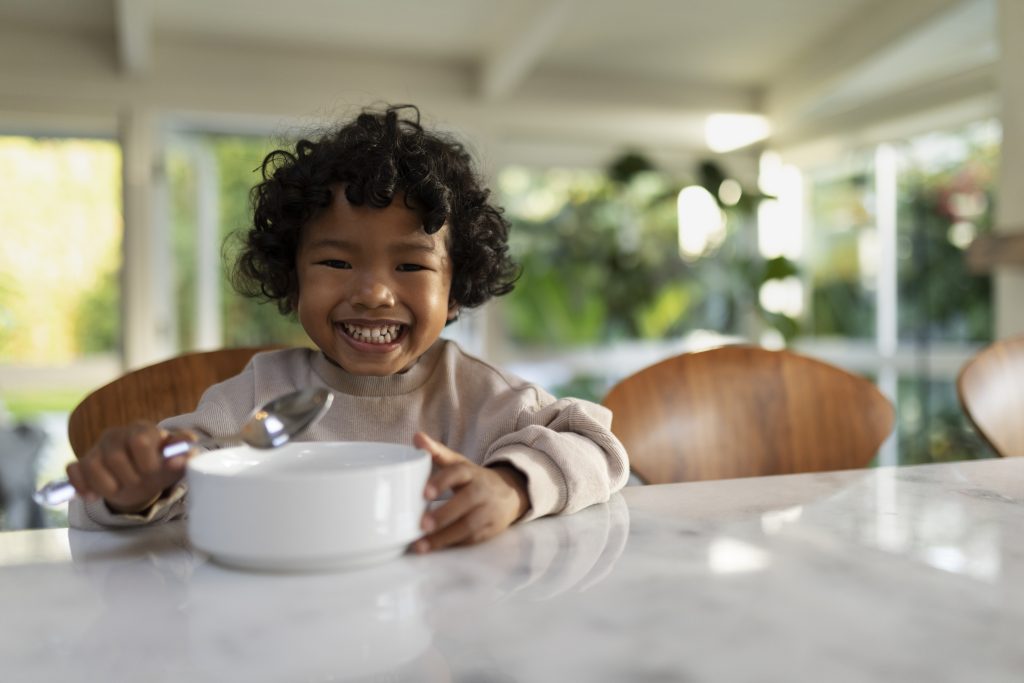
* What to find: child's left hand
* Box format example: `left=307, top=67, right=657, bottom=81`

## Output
left=412, top=432, right=529, bottom=553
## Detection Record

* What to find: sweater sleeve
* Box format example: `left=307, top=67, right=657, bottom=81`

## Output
left=481, top=396, right=630, bottom=522
left=68, top=485, right=189, bottom=530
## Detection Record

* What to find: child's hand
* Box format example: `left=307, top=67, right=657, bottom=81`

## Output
left=66, top=422, right=192, bottom=514
left=412, top=432, right=529, bottom=553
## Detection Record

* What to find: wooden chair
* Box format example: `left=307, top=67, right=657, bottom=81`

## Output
left=67, top=346, right=281, bottom=457
left=957, top=335, right=1024, bottom=457
left=602, top=345, right=895, bottom=484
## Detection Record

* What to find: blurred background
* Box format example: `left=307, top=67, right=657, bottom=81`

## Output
left=1, top=0, right=1022, bottom=528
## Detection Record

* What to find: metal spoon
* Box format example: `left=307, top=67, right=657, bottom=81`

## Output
left=33, top=387, right=335, bottom=507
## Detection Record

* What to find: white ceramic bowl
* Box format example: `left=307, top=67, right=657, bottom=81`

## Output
left=186, top=441, right=431, bottom=571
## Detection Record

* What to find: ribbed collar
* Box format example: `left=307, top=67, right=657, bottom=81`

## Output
left=309, top=339, right=447, bottom=397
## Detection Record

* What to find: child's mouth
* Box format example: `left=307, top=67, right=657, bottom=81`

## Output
left=339, top=322, right=406, bottom=345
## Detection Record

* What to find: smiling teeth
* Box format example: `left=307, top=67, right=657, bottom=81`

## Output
left=342, top=323, right=402, bottom=343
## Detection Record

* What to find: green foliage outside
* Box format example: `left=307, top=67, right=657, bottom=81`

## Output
left=805, top=123, right=998, bottom=465
left=168, top=147, right=197, bottom=349
left=807, top=125, right=996, bottom=346
left=807, top=170, right=876, bottom=339
left=169, top=135, right=308, bottom=351
left=3, top=389, right=87, bottom=421
left=216, top=137, right=308, bottom=347
left=0, top=272, right=15, bottom=356
left=549, top=373, right=608, bottom=405
left=897, top=153, right=995, bottom=343
left=500, top=154, right=797, bottom=349
left=74, top=268, right=120, bottom=354
left=895, top=133, right=997, bottom=464
left=0, top=137, right=122, bottom=364
left=896, top=376, right=993, bottom=465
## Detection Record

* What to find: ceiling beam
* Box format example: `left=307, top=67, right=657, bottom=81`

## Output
left=519, top=68, right=758, bottom=114
left=765, top=0, right=971, bottom=140
left=770, top=65, right=995, bottom=150
left=115, top=0, right=152, bottom=75
left=479, top=0, right=577, bottom=101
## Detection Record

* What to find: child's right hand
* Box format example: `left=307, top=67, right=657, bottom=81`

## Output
left=65, top=422, right=192, bottom=514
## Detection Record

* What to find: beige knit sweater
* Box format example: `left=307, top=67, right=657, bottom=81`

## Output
left=70, top=339, right=630, bottom=530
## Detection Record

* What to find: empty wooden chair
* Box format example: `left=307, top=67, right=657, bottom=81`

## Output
left=67, top=346, right=281, bottom=457
left=602, top=345, right=895, bottom=484
left=957, top=335, right=1024, bottom=457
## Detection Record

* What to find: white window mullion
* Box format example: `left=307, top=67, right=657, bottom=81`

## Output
left=192, top=142, right=222, bottom=350
left=121, top=108, right=175, bottom=369
left=874, top=143, right=899, bottom=467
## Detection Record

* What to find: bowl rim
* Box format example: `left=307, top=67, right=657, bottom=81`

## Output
left=187, top=441, right=430, bottom=480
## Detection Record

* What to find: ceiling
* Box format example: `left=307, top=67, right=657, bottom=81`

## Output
left=0, top=0, right=870, bottom=84
left=153, top=0, right=867, bottom=88
left=0, top=0, right=998, bottom=163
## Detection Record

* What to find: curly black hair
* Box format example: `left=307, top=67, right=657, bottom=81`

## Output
left=231, top=104, right=518, bottom=318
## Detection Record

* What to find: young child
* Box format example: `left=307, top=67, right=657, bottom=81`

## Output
left=67, top=104, right=629, bottom=552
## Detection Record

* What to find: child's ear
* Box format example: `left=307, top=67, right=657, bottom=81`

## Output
left=447, top=301, right=460, bottom=321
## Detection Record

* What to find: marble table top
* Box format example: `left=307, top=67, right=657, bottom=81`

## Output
left=2, top=457, right=1023, bottom=682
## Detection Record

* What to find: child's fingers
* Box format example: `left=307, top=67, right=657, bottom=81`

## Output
left=102, top=449, right=142, bottom=489
left=165, top=454, right=189, bottom=471
left=412, top=430, right=440, bottom=451
left=413, top=431, right=465, bottom=466
left=163, top=427, right=199, bottom=443
left=125, top=426, right=165, bottom=475
left=417, top=505, right=495, bottom=553
left=79, top=455, right=120, bottom=498
left=424, top=462, right=475, bottom=500
left=64, top=462, right=95, bottom=501
left=422, top=487, right=480, bottom=533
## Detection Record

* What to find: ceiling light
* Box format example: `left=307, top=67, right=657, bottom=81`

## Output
left=705, top=113, right=771, bottom=153
left=677, top=185, right=725, bottom=260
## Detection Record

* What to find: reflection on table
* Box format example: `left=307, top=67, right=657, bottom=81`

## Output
left=1, top=458, right=1022, bottom=682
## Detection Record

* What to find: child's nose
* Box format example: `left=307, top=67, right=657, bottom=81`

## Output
left=350, top=275, right=396, bottom=309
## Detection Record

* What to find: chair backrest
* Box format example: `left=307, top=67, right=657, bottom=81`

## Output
left=957, top=335, right=1024, bottom=457
left=67, top=346, right=281, bottom=457
left=601, top=345, right=895, bottom=484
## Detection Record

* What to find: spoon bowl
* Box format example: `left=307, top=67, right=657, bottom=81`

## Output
left=33, top=387, right=334, bottom=507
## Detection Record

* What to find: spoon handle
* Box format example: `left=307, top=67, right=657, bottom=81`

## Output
left=32, top=480, right=82, bottom=508
left=31, top=435, right=215, bottom=508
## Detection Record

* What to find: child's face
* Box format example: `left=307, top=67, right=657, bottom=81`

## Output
left=295, top=187, right=458, bottom=376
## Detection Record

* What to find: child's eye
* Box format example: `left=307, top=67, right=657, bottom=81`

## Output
left=318, top=259, right=351, bottom=269
left=396, top=264, right=426, bottom=272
